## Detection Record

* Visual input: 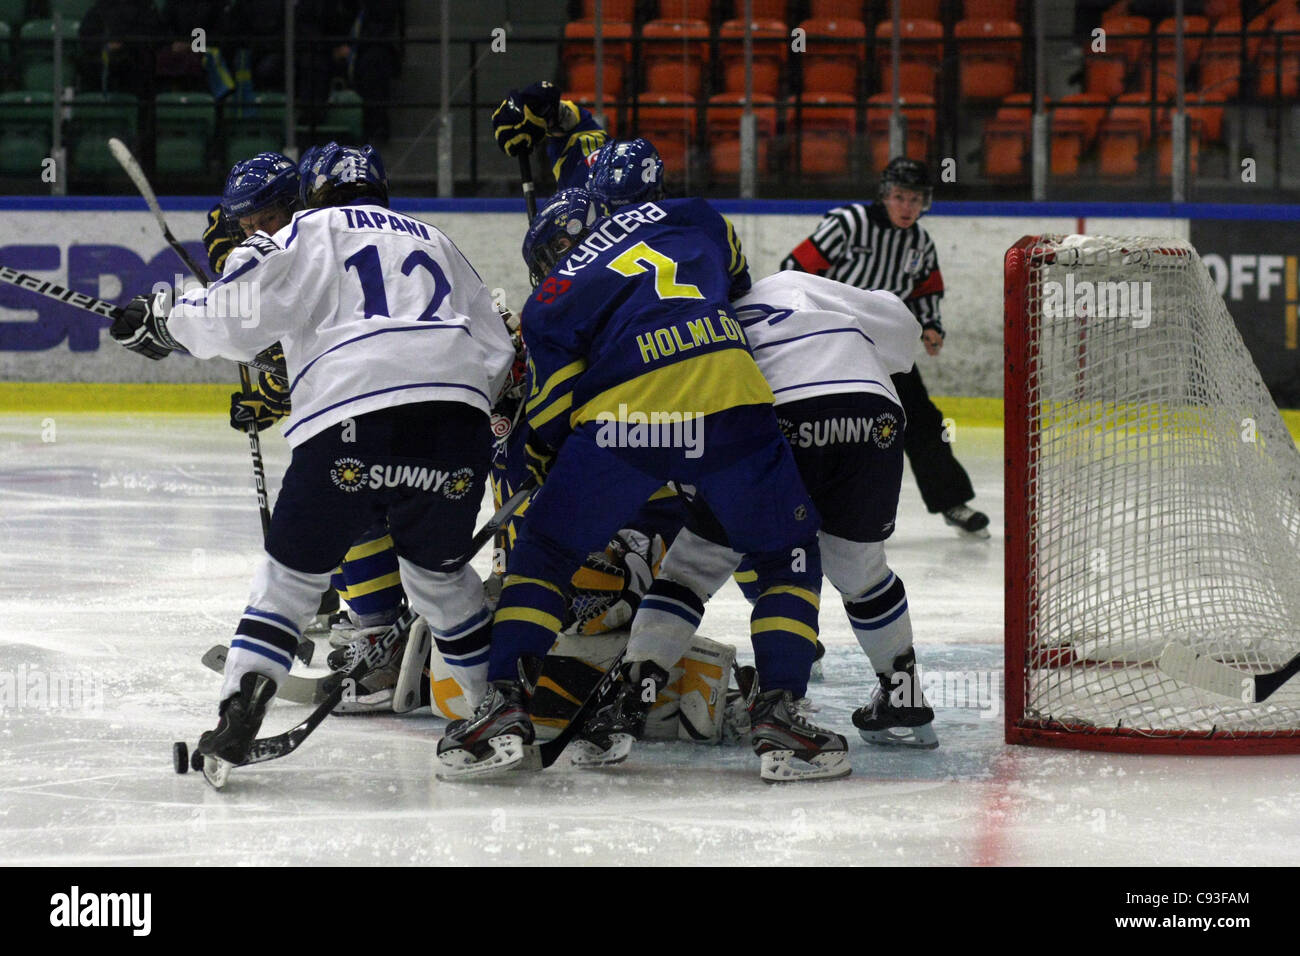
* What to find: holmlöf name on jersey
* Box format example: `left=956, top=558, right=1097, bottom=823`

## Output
left=339, top=207, right=432, bottom=239
left=636, top=310, right=748, bottom=364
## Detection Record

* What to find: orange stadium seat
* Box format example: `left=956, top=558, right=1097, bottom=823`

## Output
left=875, top=18, right=943, bottom=98
left=964, top=0, right=1017, bottom=18
left=564, top=20, right=633, bottom=98
left=707, top=93, right=779, bottom=178
left=865, top=92, right=935, bottom=171
left=982, top=93, right=1031, bottom=178
left=1098, top=93, right=1162, bottom=177
left=798, top=18, right=867, bottom=93
left=636, top=94, right=697, bottom=173
left=1257, top=15, right=1300, bottom=97
left=1199, top=16, right=1244, bottom=97
left=795, top=92, right=857, bottom=177
left=744, top=0, right=788, bottom=19
left=897, top=0, right=941, bottom=17
left=1188, top=90, right=1226, bottom=142
left=1054, top=91, right=1107, bottom=144
left=642, top=19, right=711, bottom=96
left=719, top=19, right=789, bottom=96
left=1148, top=16, right=1209, bottom=97
left=802, top=24, right=866, bottom=92
left=955, top=19, right=1023, bottom=100
left=581, top=0, right=635, bottom=20
left=810, top=0, right=863, bottom=18
left=1205, top=0, right=1240, bottom=16
left=657, top=0, right=711, bottom=19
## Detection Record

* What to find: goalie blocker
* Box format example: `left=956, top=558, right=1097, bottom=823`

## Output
left=428, top=630, right=736, bottom=744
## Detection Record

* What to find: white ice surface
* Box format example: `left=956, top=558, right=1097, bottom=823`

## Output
left=2, top=413, right=1299, bottom=866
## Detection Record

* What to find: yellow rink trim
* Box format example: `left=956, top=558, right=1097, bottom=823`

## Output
left=3, top=385, right=1298, bottom=442
left=0, top=383, right=232, bottom=413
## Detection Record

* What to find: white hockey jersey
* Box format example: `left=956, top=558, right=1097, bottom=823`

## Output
left=167, top=204, right=515, bottom=447
left=732, top=272, right=920, bottom=407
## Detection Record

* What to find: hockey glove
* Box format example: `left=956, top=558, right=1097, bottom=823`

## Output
left=524, top=432, right=556, bottom=486
left=230, top=392, right=281, bottom=432
left=492, top=81, right=561, bottom=156
left=111, top=290, right=179, bottom=361
left=204, top=203, right=236, bottom=275
left=253, top=344, right=291, bottom=415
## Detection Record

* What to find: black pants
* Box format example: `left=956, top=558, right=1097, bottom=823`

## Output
left=890, top=365, right=975, bottom=513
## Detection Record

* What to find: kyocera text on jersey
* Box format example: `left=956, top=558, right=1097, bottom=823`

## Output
left=338, top=207, right=432, bottom=240
left=556, top=202, right=670, bottom=276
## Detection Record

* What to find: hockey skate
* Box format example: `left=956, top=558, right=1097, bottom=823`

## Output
left=435, top=680, right=534, bottom=780
left=570, top=661, right=669, bottom=767
left=196, top=672, right=277, bottom=789
left=942, top=504, right=990, bottom=539
left=749, top=688, right=851, bottom=782
left=327, top=619, right=403, bottom=672
left=852, top=648, right=939, bottom=749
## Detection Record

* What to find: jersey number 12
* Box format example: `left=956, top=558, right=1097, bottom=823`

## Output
left=345, top=244, right=451, bottom=322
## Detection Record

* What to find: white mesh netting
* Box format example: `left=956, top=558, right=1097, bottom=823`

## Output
left=1013, top=234, right=1300, bottom=741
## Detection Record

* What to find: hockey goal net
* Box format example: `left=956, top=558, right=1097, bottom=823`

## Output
left=1005, top=234, right=1300, bottom=753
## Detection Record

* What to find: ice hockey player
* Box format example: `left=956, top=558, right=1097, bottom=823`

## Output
left=781, top=157, right=990, bottom=538
left=204, top=152, right=411, bottom=711
left=492, top=80, right=608, bottom=188
left=110, top=143, right=515, bottom=772
left=586, top=137, right=665, bottom=209
left=434, top=188, right=829, bottom=781
left=578, top=273, right=941, bottom=776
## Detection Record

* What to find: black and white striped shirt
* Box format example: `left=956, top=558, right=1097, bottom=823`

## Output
left=780, top=201, right=944, bottom=332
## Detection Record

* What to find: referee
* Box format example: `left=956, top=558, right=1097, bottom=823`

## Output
left=781, top=157, right=990, bottom=537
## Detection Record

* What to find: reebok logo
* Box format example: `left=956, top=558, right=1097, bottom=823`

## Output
left=49, top=886, right=151, bottom=936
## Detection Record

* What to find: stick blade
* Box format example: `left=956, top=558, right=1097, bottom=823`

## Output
left=106, top=136, right=133, bottom=166
left=1157, top=642, right=1255, bottom=703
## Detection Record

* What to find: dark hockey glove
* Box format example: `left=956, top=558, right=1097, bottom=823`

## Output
left=204, top=203, right=236, bottom=275
left=492, top=81, right=561, bottom=156
left=524, top=432, right=556, bottom=486
left=230, top=392, right=281, bottom=432
left=111, top=290, right=179, bottom=361
left=253, top=344, right=291, bottom=415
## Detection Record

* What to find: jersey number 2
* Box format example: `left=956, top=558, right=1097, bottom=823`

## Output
left=606, top=242, right=703, bottom=300
left=344, top=245, right=451, bottom=321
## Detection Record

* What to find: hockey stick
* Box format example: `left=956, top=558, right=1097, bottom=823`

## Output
left=108, top=137, right=211, bottom=284
left=518, top=152, right=537, bottom=221
left=515, top=648, right=627, bottom=771
left=0, top=265, right=288, bottom=384
left=1157, top=643, right=1300, bottom=704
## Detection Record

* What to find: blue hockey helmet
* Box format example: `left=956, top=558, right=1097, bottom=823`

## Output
left=299, top=142, right=389, bottom=209
left=586, top=138, right=664, bottom=208
left=220, top=152, right=300, bottom=234
left=521, top=188, right=609, bottom=286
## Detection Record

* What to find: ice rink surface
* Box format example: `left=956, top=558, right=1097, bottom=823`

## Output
left=3, top=412, right=1299, bottom=867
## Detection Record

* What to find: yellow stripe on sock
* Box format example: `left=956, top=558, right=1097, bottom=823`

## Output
left=759, top=585, right=821, bottom=610
left=343, top=570, right=403, bottom=598
left=752, top=616, right=819, bottom=645
left=344, top=536, right=396, bottom=561
left=502, top=575, right=566, bottom=598
left=493, top=607, right=563, bottom=632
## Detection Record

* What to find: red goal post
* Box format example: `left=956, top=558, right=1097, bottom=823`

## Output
left=1004, top=234, right=1300, bottom=754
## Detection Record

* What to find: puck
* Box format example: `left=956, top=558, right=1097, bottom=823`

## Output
left=295, top=638, right=315, bottom=666
left=191, top=749, right=204, bottom=772
left=172, top=741, right=189, bottom=774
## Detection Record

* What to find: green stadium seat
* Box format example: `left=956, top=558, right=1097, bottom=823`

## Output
left=224, top=92, right=286, bottom=166
left=0, top=90, right=54, bottom=177
left=59, top=0, right=99, bottom=19
left=156, top=91, right=215, bottom=176
left=0, top=0, right=23, bottom=26
left=69, top=92, right=138, bottom=177
left=0, top=21, right=11, bottom=72
left=326, top=88, right=363, bottom=142
left=18, top=18, right=79, bottom=91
